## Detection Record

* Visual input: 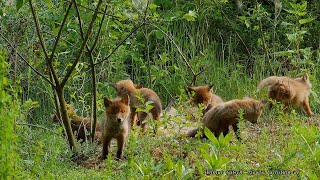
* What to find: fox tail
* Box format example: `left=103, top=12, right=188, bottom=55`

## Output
left=257, top=76, right=279, bottom=91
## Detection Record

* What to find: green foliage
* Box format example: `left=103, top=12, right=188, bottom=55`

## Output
left=0, top=0, right=319, bottom=178
left=135, top=90, right=155, bottom=114
left=0, top=50, right=20, bottom=178
left=202, top=127, right=234, bottom=170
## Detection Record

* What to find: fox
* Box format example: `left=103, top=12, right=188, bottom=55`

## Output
left=101, top=96, right=130, bottom=160
left=187, top=97, right=266, bottom=140
left=257, top=74, right=313, bottom=116
left=187, top=85, right=223, bottom=115
left=52, top=105, right=102, bottom=144
left=112, top=79, right=162, bottom=132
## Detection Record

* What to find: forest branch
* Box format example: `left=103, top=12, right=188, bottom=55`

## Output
left=94, top=23, right=146, bottom=65
left=17, top=123, right=60, bottom=135
left=61, top=0, right=103, bottom=87
left=48, top=1, right=74, bottom=78
left=28, top=0, right=60, bottom=86
left=72, top=0, right=122, bottom=21
left=0, top=33, right=55, bottom=87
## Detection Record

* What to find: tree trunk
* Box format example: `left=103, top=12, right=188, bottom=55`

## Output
left=90, top=63, right=97, bottom=142
left=56, top=87, right=77, bottom=152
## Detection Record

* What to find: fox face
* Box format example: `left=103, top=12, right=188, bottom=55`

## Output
left=245, top=99, right=267, bottom=123
left=187, top=85, right=214, bottom=109
left=104, top=97, right=130, bottom=124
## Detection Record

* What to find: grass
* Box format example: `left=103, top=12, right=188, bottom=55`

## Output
left=12, top=96, right=320, bottom=179
left=10, top=50, right=320, bottom=179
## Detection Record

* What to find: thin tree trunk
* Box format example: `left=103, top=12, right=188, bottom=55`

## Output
left=90, top=61, right=97, bottom=142
left=56, top=87, right=77, bottom=152
left=48, top=69, right=61, bottom=120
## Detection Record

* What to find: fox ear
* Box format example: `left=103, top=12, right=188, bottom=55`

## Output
left=261, top=100, right=268, bottom=105
left=104, top=97, right=112, bottom=107
left=121, top=96, right=129, bottom=105
left=134, top=84, right=143, bottom=89
left=243, top=96, right=252, bottom=100
left=208, top=84, right=214, bottom=91
left=187, top=86, right=195, bottom=92
left=111, top=83, right=118, bottom=90
left=302, top=73, right=309, bottom=82
left=66, top=104, right=73, bottom=111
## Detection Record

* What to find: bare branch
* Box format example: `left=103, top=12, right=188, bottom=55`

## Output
left=0, top=33, right=55, bottom=87
left=90, top=4, right=109, bottom=53
left=17, top=123, right=60, bottom=135
left=190, top=65, right=211, bottom=86
left=94, top=23, right=146, bottom=66
left=61, top=0, right=103, bottom=87
left=28, top=0, right=60, bottom=85
left=73, top=0, right=122, bottom=21
left=48, top=1, right=74, bottom=72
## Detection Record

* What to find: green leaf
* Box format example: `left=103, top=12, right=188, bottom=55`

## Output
left=23, top=100, right=39, bottom=109
left=204, top=127, right=219, bottom=147
left=222, top=133, right=233, bottom=147
left=176, top=160, right=183, bottom=177
left=274, top=50, right=294, bottom=56
left=281, top=22, right=294, bottom=27
left=297, top=12, right=307, bottom=16
left=300, top=1, right=307, bottom=11
left=16, top=0, right=24, bottom=11
left=299, top=18, right=315, bottom=25
left=286, top=33, right=298, bottom=42
left=44, top=0, right=53, bottom=8
left=182, top=10, right=197, bottom=21
left=163, top=153, right=174, bottom=170
left=149, top=3, right=158, bottom=9
left=155, top=30, right=164, bottom=39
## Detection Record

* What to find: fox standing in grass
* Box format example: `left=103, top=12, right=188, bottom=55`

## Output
left=257, top=73, right=313, bottom=116
left=52, top=105, right=102, bottom=144
left=101, top=97, right=130, bottom=160
left=188, top=97, right=266, bottom=140
left=112, top=79, right=162, bottom=132
left=187, top=85, right=223, bottom=115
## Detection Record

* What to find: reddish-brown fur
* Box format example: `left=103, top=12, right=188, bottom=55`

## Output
left=52, top=105, right=102, bottom=144
left=187, top=97, right=266, bottom=140
left=101, top=97, right=130, bottom=160
left=257, top=74, right=313, bottom=116
left=187, top=85, right=223, bottom=115
left=112, top=79, right=162, bottom=132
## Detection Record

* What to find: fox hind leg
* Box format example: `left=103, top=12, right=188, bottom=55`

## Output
left=138, top=112, right=148, bottom=132
left=303, top=97, right=313, bottom=116
left=130, top=107, right=138, bottom=128
left=232, top=124, right=241, bottom=141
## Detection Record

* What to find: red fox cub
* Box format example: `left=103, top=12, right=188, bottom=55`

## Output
left=187, top=85, right=223, bottom=114
left=187, top=97, right=266, bottom=140
left=257, top=74, right=313, bottom=116
left=101, top=97, right=130, bottom=160
left=112, top=79, right=162, bottom=132
left=52, top=105, right=102, bottom=144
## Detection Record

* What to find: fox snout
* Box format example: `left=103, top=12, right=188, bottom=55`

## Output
left=117, top=118, right=124, bottom=123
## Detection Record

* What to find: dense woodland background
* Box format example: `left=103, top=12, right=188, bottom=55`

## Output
left=1, top=0, right=319, bottom=179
